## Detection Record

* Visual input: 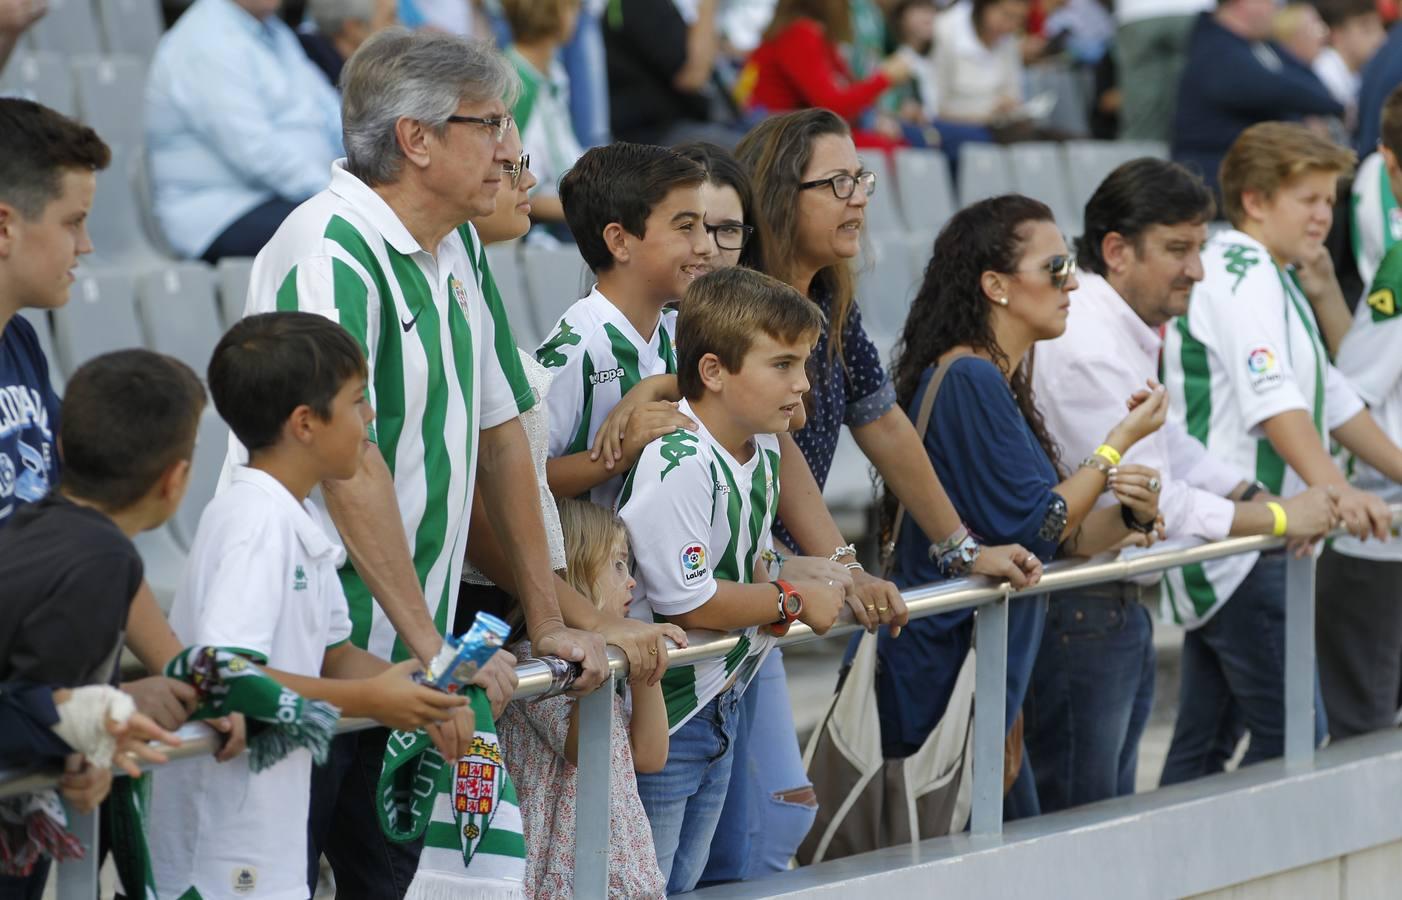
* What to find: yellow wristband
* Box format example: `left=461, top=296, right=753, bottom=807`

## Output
left=1267, top=501, right=1288, bottom=537
left=1093, top=444, right=1122, bottom=467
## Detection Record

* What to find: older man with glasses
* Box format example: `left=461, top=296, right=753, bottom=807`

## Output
left=228, top=29, right=611, bottom=897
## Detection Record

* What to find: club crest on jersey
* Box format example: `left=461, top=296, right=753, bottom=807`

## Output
left=449, top=276, right=470, bottom=317
left=1246, top=345, right=1282, bottom=392
left=680, top=543, right=708, bottom=582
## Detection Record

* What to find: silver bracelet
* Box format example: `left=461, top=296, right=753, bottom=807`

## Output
left=829, top=543, right=858, bottom=562
left=843, top=561, right=864, bottom=572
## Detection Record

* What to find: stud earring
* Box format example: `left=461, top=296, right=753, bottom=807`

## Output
left=997, top=297, right=1009, bottom=307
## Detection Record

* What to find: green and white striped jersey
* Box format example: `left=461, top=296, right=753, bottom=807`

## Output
left=1334, top=239, right=1402, bottom=561
left=537, top=288, right=677, bottom=508
left=1351, top=152, right=1402, bottom=289
left=234, top=162, right=535, bottom=661
left=616, top=399, right=779, bottom=732
left=1162, top=230, right=1363, bottom=627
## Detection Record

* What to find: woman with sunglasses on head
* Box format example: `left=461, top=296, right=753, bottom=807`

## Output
left=879, top=194, right=1169, bottom=816
left=457, top=127, right=688, bottom=695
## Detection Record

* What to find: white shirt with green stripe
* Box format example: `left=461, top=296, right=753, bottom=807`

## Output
left=507, top=47, right=584, bottom=200
left=1335, top=238, right=1402, bottom=561
left=232, top=160, right=536, bottom=662
left=537, top=287, right=677, bottom=508
left=616, top=400, right=779, bottom=733
left=1162, top=229, right=1363, bottom=627
left=1351, top=152, right=1402, bottom=290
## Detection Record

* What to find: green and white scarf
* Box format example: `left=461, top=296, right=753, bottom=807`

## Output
left=112, top=646, right=341, bottom=899
left=378, top=688, right=526, bottom=900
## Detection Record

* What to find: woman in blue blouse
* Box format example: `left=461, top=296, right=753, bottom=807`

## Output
left=879, top=194, right=1169, bottom=816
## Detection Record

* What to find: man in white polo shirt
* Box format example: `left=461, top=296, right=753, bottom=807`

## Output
left=236, top=29, right=607, bottom=897
left=1030, top=159, right=1339, bottom=811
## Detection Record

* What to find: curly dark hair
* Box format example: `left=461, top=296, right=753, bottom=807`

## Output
left=882, top=195, right=1064, bottom=537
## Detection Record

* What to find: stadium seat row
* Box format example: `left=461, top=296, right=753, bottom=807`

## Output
left=16, top=0, right=163, bottom=59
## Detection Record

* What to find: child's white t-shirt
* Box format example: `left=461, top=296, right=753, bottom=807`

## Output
left=148, top=467, right=352, bottom=900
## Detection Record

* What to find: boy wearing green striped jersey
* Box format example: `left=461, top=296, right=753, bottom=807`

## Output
left=1320, top=86, right=1402, bottom=738
left=618, top=268, right=845, bottom=893
left=1161, top=122, right=1402, bottom=783
left=539, top=142, right=712, bottom=509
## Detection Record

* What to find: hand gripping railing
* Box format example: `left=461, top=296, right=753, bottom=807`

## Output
left=6, top=511, right=1398, bottom=899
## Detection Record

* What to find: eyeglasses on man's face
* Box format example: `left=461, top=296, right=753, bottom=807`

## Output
left=445, top=113, right=514, bottom=143
left=503, top=153, right=531, bottom=189
left=798, top=170, right=877, bottom=200
left=705, top=221, right=754, bottom=251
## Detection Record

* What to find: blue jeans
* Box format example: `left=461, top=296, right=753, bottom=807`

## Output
left=635, top=689, right=742, bottom=894
left=1160, top=554, right=1328, bottom=785
left=560, top=7, right=611, bottom=148
left=1024, top=586, right=1156, bottom=812
left=307, top=727, right=422, bottom=900
left=0, top=860, right=46, bottom=900
left=698, top=650, right=817, bottom=885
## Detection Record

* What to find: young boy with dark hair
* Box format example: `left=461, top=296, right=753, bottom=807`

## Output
left=0, top=98, right=109, bottom=524
left=0, top=348, right=203, bottom=895
left=616, top=267, right=844, bottom=893
left=538, top=141, right=713, bottom=507
left=147, top=312, right=469, bottom=899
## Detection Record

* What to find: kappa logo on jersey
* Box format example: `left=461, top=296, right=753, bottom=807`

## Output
left=680, top=542, right=709, bottom=582
left=1368, top=287, right=1398, bottom=321
left=588, top=366, right=625, bottom=386
left=537, top=320, right=582, bottom=368
left=1246, top=345, right=1283, bottom=392
left=659, top=429, right=699, bottom=480
left=231, top=865, right=257, bottom=894
left=293, top=564, right=308, bottom=591
left=1223, top=244, right=1260, bottom=293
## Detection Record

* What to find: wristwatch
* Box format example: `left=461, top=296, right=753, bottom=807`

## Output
left=768, top=579, right=803, bottom=637
left=1240, top=480, right=1268, bottom=501
left=1121, top=503, right=1155, bottom=534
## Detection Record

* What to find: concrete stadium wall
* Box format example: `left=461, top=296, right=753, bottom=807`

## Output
left=1191, top=841, right=1402, bottom=900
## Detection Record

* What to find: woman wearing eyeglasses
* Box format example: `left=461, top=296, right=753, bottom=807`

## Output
left=877, top=194, right=1168, bottom=816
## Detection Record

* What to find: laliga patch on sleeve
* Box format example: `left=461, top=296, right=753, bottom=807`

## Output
left=1246, top=345, right=1284, bottom=393
left=679, top=542, right=709, bottom=584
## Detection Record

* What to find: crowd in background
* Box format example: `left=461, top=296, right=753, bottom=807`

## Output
left=4, top=1, right=1402, bottom=899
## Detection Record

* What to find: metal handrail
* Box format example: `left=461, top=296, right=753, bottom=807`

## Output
left=0, top=520, right=1369, bottom=799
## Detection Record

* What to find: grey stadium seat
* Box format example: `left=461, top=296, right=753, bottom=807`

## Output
left=51, top=269, right=144, bottom=376
left=522, top=245, right=592, bottom=341
left=893, top=148, right=957, bottom=237
left=86, top=143, right=169, bottom=268
left=136, top=263, right=223, bottom=375
left=1064, top=141, right=1130, bottom=218
left=16, top=309, right=64, bottom=393
left=25, top=0, right=102, bottom=55
left=862, top=153, right=905, bottom=237
left=0, top=53, right=76, bottom=117
left=486, top=242, right=538, bottom=349
left=95, top=0, right=164, bottom=58
left=133, top=525, right=186, bottom=611
left=72, top=54, right=147, bottom=149
left=170, top=410, right=229, bottom=549
left=957, top=143, right=1015, bottom=207
left=1008, top=143, right=1081, bottom=235
left=216, top=257, right=255, bottom=328
left=856, top=236, right=921, bottom=347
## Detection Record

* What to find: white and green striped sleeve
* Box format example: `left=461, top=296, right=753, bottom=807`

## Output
left=617, top=430, right=717, bottom=617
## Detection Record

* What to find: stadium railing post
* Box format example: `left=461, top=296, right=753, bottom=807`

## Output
left=1284, top=551, right=1318, bottom=767
left=574, top=670, right=615, bottom=895
left=971, top=595, right=1009, bottom=835
left=55, top=808, right=99, bottom=899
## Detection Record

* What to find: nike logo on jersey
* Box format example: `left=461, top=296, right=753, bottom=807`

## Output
left=401, top=306, right=423, bottom=332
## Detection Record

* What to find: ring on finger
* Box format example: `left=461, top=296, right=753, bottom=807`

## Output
left=1148, top=477, right=1161, bottom=493
left=876, top=604, right=889, bottom=614
left=648, top=646, right=658, bottom=655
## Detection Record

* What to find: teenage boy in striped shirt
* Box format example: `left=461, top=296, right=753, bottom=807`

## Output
left=617, top=267, right=845, bottom=894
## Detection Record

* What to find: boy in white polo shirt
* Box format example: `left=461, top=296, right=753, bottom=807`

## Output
left=148, top=313, right=469, bottom=900
left=617, top=268, right=845, bottom=893
left=538, top=142, right=714, bottom=508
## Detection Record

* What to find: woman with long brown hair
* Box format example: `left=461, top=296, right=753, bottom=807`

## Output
left=878, top=194, right=1168, bottom=816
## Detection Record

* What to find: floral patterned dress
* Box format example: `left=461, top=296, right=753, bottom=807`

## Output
left=497, top=642, right=667, bottom=898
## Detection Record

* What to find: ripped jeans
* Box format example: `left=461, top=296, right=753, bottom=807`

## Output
left=698, top=649, right=818, bottom=885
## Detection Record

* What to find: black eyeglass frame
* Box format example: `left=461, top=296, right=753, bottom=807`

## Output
left=798, top=170, right=878, bottom=200
left=444, top=113, right=515, bottom=143
left=704, top=221, right=755, bottom=251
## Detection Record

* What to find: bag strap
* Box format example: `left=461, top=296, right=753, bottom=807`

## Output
left=882, top=349, right=975, bottom=577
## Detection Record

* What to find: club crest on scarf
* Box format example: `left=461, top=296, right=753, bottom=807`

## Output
left=456, top=737, right=504, bottom=859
